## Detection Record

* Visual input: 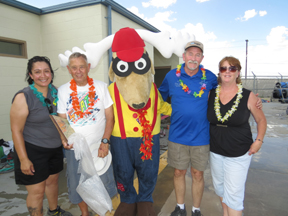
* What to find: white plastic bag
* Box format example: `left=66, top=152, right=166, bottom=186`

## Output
left=1, top=140, right=14, bottom=155
left=68, top=133, right=112, bottom=216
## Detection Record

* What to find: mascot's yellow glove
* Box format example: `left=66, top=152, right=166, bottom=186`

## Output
left=157, top=90, right=172, bottom=116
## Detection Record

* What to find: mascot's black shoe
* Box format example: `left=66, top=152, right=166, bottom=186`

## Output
left=115, top=202, right=137, bottom=216
left=137, top=202, right=156, bottom=216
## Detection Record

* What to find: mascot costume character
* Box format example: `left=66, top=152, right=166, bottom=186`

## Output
left=108, top=27, right=171, bottom=216
left=58, top=27, right=194, bottom=216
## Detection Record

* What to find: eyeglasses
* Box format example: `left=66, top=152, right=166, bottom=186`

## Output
left=44, top=98, right=53, bottom=114
left=70, top=65, right=87, bottom=72
left=219, top=66, right=238, bottom=73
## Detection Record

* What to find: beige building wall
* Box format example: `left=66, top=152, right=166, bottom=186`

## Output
left=154, top=48, right=179, bottom=69
left=0, top=3, right=42, bottom=141
left=40, top=4, right=110, bottom=87
left=0, top=3, right=165, bottom=141
left=153, top=49, right=180, bottom=87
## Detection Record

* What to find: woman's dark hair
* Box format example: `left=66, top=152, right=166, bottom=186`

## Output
left=25, top=56, right=54, bottom=85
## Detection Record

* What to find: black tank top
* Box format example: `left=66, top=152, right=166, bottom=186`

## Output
left=207, top=88, right=253, bottom=157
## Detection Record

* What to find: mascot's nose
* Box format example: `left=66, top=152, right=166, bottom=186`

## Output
left=132, top=102, right=145, bottom=109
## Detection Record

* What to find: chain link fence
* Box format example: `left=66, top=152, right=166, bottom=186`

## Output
left=241, top=73, right=288, bottom=101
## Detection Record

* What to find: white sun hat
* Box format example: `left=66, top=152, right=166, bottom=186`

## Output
left=91, top=149, right=112, bottom=176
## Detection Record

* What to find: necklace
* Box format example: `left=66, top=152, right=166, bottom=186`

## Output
left=70, top=76, right=96, bottom=119
left=137, top=109, right=153, bottom=161
left=214, top=84, right=243, bottom=123
left=29, top=83, right=58, bottom=115
left=176, top=64, right=207, bottom=98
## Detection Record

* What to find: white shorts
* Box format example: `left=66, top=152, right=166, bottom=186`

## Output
left=210, top=151, right=252, bottom=211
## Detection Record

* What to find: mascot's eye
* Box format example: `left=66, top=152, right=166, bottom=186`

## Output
left=134, top=58, right=147, bottom=70
left=117, top=61, right=129, bottom=73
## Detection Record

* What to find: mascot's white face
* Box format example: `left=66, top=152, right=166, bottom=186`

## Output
left=109, top=50, right=155, bottom=109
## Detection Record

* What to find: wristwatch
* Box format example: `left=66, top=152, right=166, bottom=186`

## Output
left=101, top=138, right=110, bottom=144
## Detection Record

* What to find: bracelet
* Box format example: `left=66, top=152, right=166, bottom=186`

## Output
left=255, top=138, right=264, bottom=143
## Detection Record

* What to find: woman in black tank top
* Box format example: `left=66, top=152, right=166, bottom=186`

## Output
left=207, top=56, right=267, bottom=216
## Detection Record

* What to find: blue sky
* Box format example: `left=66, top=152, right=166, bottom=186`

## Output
left=20, top=0, right=288, bottom=77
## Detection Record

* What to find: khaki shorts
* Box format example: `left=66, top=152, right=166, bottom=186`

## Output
left=167, top=141, right=210, bottom=171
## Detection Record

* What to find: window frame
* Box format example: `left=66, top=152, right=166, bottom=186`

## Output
left=0, top=36, right=27, bottom=59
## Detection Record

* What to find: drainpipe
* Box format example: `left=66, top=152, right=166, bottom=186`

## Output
left=107, top=5, right=112, bottom=65
left=106, top=3, right=112, bottom=83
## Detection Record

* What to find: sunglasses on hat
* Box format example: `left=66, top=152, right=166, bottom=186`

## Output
left=219, top=66, right=238, bottom=73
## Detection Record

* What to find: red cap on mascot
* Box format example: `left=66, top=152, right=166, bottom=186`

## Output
left=112, top=27, right=145, bottom=62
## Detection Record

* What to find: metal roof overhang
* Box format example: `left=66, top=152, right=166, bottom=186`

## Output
left=0, top=0, right=160, bottom=32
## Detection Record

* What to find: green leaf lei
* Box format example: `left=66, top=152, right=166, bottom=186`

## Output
left=214, top=83, right=243, bottom=123
left=29, top=83, right=58, bottom=115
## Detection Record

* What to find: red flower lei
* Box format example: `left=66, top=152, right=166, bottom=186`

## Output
left=70, top=76, right=95, bottom=119
left=137, top=109, right=153, bottom=161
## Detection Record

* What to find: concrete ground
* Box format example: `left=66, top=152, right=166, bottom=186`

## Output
left=0, top=102, right=288, bottom=216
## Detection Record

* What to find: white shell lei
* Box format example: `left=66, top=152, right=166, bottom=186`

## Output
left=214, top=84, right=243, bottom=123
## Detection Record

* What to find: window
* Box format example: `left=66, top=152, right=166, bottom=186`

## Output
left=0, top=36, right=27, bottom=58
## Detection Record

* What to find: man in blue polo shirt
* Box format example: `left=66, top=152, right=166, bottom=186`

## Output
left=159, top=41, right=217, bottom=216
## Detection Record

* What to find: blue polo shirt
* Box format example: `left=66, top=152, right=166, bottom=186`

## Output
left=159, top=64, right=217, bottom=146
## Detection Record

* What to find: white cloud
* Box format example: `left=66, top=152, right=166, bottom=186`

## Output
left=236, top=9, right=258, bottom=21
left=144, top=11, right=177, bottom=33
left=126, top=7, right=216, bottom=45
left=259, top=10, right=267, bottom=16
left=181, top=23, right=217, bottom=42
left=127, top=6, right=145, bottom=19
left=142, top=2, right=150, bottom=8
left=266, top=26, right=288, bottom=46
left=196, top=0, right=210, bottom=2
left=126, top=6, right=288, bottom=76
left=142, top=0, right=177, bottom=9
left=241, top=26, right=288, bottom=76
left=179, top=24, right=288, bottom=77
left=125, top=6, right=178, bottom=33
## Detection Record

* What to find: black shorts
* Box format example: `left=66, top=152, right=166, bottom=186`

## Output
left=14, top=141, right=63, bottom=185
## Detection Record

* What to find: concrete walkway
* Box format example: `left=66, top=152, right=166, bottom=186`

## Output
left=0, top=102, right=288, bottom=216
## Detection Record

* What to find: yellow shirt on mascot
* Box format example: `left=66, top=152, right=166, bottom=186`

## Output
left=108, top=82, right=171, bottom=138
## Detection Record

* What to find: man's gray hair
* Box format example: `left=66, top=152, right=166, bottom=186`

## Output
left=68, top=52, right=88, bottom=65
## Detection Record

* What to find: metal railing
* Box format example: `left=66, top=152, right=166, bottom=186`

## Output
left=240, top=73, right=288, bottom=99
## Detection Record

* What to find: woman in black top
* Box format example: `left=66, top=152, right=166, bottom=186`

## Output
left=207, top=56, right=267, bottom=216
